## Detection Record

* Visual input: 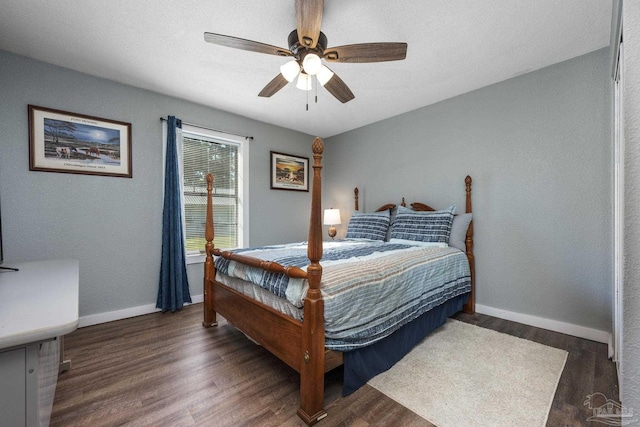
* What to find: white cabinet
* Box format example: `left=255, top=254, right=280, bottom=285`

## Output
left=0, top=260, right=79, bottom=427
left=0, top=346, right=30, bottom=426
left=0, top=344, right=39, bottom=426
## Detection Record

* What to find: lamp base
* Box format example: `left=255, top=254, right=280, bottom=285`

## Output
left=327, top=225, right=337, bottom=240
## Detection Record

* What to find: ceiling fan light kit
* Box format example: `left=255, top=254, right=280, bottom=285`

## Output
left=316, top=65, right=334, bottom=87
left=280, top=60, right=301, bottom=82
left=204, top=0, right=407, bottom=104
left=302, top=53, right=322, bottom=75
left=296, top=72, right=313, bottom=91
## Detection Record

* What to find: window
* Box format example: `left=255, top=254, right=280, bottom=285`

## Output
left=178, top=125, right=249, bottom=260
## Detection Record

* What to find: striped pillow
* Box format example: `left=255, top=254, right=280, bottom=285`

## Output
left=346, top=211, right=391, bottom=241
left=390, top=205, right=456, bottom=243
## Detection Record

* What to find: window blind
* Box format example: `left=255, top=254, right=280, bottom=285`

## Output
left=182, top=134, right=239, bottom=253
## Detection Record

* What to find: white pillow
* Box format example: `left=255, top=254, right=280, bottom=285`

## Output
left=449, top=213, right=472, bottom=251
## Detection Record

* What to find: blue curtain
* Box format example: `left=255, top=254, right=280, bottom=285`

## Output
left=157, top=116, right=192, bottom=312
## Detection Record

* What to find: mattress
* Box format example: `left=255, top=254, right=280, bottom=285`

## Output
left=214, top=239, right=471, bottom=351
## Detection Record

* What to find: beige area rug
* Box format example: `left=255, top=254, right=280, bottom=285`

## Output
left=368, top=319, right=568, bottom=427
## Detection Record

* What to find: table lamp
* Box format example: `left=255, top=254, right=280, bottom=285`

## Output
left=323, top=208, right=341, bottom=240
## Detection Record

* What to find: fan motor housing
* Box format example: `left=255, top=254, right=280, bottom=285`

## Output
left=288, top=30, right=327, bottom=57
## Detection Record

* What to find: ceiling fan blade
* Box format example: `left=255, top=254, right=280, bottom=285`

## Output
left=323, top=43, right=407, bottom=63
left=295, top=0, right=323, bottom=48
left=204, top=32, right=292, bottom=56
left=258, top=74, right=289, bottom=98
left=323, top=71, right=354, bottom=103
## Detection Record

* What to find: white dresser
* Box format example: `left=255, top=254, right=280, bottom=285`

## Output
left=0, top=260, right=79, bottom=427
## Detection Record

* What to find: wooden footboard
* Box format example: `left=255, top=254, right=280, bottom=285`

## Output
left=203, top=137, right=329, bottom=425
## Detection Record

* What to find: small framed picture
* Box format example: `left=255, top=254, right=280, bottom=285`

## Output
left=270, top=151, right=309, bottom=192
left=28, top=105, right=132, bottom=178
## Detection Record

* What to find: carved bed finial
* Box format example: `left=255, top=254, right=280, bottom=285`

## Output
left=312, top=137, right=324, bottom=154
left=354, top=187, right=359, bottom=211
left=401, top=197, right=406, bottom=207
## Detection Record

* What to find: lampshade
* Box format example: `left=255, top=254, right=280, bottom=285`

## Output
left=316, top=65, right=334, bottom=86
left=323, top=208, right=341, bottom=225
left=302, top=53, right=322, bottom=75
left=280, top=60, right=300, bottom=82
left=296, top=72, right=312, bottom=91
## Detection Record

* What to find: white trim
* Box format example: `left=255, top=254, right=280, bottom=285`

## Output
left=79, top=297, right=611, bottom=346
left=78, top=294, right=204, bottom=328
left=186, top=254, right=205, bottom=265
left=239, top=136, right=250, bottom=247
left=476, top=304, right=611, bottom=345
left=613, top=40, right=624, bottom=391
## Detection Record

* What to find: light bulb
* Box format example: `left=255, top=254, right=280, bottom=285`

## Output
left=302, top=53, right=322, bottom=75
left=296, top=72, right=312, bottom=91
left=280, top=60, right=300, bottom=82
left=317, top=65, right=334, bottom=86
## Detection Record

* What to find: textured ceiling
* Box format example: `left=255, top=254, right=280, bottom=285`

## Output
left=0, top=0, right=612, bottom=138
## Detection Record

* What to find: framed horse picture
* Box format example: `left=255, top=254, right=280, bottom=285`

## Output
left=28, top=105, right=132, bottom=178
left=270, top=151, right=309, bottom=192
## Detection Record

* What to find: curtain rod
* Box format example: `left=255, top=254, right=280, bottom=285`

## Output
left=160, top=117, right=253, bottom=140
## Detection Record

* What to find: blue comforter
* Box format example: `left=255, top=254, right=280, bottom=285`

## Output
left=215, top=239, right=471, bottom=351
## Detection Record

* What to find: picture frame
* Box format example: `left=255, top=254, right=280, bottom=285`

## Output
left=270, top=151, right=309, bottom=192
left=28, top=105, right=132, bottom=178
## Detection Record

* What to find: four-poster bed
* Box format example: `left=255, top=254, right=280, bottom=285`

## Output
left=202, top=137, right=475, bottom=425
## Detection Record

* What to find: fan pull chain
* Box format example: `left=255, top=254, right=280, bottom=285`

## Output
left=306, top=77, right=310, bottom=111
left=315, top=76, right=318, bottom=104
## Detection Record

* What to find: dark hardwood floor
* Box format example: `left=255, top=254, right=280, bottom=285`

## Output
left=51, top=304, right=617, bottom=426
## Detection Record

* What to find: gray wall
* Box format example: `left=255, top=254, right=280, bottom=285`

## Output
left=1, top=34, right=629, bottom=404
left=0, top=50, right=314, bottom=317
left=0, top=47, right=618, bottom=342
left=324, top=48, right=613, bottom=333
left=623, top=0, right=640, bottom=414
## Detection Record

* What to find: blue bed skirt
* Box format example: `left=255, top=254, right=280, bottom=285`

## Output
left=342, top=292, right=470, bottom=395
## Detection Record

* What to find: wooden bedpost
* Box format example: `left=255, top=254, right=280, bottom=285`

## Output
left=202, top=173, right=218, bottom=327
left=297, top=137, right=327, bottom=425
left=463, top=175, right=476, bottom=314
left=354, top=187, right=359, bottom=211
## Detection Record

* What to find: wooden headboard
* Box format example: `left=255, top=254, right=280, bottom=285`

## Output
left=354, top=176, right=471, bottom=217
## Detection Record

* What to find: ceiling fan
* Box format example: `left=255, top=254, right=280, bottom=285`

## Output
left=203, top=0, right=407, bottom=103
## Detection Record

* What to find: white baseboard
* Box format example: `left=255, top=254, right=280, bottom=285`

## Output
left=78, top=293, right=204, bottom=328
left=79, top=297, right=611, bottom=349
left=475, top=304, right=611, bottom=345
